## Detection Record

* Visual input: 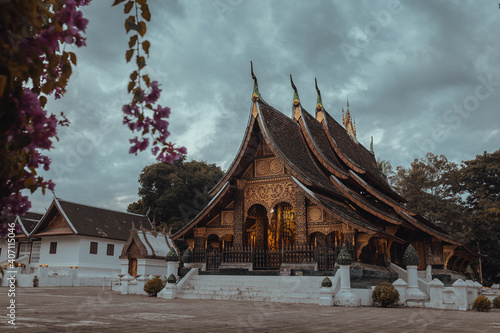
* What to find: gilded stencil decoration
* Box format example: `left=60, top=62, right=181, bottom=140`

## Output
left=221, top=211, right=235, bottom=226
left=307, top=206, right=323, bottom=222
left=244, top=181, right=295, bottom=212
left=254, top=157, right=284, bottom=177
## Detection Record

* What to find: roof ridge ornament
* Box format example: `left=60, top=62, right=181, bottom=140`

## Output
left=342, top=99, right=357, bottom=139
left=290, top=74, right=300, bottom=106
left=315, top=78, right=323, bottom=112
left=290, top=74, right=301, bottom=121
left=370, top=136, right=374, bottom=155
left=315, top=78, right=324, bottom=122
left=250, top=61, right=260, bottom=101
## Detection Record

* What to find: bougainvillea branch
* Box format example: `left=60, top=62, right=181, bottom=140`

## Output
left=113, top=0, right=186, bottom=163
left=0, top=0, right=91, bottom=217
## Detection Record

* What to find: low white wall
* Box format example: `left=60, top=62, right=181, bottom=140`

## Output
left=1, top=266, right=119, bottom=288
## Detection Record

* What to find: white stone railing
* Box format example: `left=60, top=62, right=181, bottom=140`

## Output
left=390, top=263, right=430, bottom=294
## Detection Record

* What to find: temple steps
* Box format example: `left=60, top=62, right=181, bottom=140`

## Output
left=176, top=275, right=324, bottom=304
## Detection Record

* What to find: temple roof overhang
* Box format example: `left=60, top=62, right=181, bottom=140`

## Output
left=172, top=70, right=476, bottom=258
left=174, top=181, right=235, bottom=240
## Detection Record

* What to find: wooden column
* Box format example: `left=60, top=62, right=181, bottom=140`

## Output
left=294, top=191, right=307, bottom=245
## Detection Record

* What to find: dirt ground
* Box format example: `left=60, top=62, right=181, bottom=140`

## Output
left=1, top=287, right=499, bottom=332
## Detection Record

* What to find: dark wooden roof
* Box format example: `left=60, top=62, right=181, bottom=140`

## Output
left=257, top=100, right=342, bottom=196
left=321, top=109, right=404, bottom=200
left=18, top=212, right=44, bottom=235
left=31, top=198, right=152, bottom=241
left=298, top=107, right=349, bottom=179
left=173, top=83, right=474, bottom=255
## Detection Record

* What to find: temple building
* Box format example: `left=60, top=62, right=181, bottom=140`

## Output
left=172, top=65, right=478, bottom=274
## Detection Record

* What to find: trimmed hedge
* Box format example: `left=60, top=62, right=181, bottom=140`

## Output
left=144, top=277, right=165, bottom=297
left=493, top=296, right=500, bottom=309
left=372, top=282, right=399, bottom=307
left=473, top=295, right=491, bottom=312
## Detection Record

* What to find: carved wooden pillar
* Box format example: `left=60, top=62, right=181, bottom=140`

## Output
left=384, top=226, right=399, bottom=264
left=356, top=233, right=372, bottom=261
left=194, top=227, right=207, bottom=251
left=443, top=245, right=456, bottom=270
left=294, top=191, right=307, bottom=246
left=342, top=225, right=356, bottom=260
left=414, top=241, right=427, bottom=270
left=233, top=186, right=245, bottom=247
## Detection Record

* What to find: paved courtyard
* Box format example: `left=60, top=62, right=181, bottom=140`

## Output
left=1, top=287, right=499, bottom=332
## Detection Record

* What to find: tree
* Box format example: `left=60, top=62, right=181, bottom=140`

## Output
left=1, top=0, right=89, bottom=216
left=1, top=0, right=184, bottom=217
left=127, top=157, right=224, bottom=234
left=392, top=153, right=468, bottom=238
left=113, top=0, right=185, bottom=163
left=457, top=150, right=500, bottom=284
left=393, top=150, right=500, bottom=285
left=376, top=157, right=395, bottom=183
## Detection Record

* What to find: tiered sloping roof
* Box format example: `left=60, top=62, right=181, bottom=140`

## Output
left=120, top=225, right=176, bottom=259
left=173, top=71, right=478, bottom=257
left=30, top=198, right=152, bottom=241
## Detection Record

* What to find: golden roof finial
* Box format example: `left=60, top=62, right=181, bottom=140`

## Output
left=343, top=99, right=357, bottom=139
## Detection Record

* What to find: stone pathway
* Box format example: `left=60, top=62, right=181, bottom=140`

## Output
left=1, top=287, right=499, bottom=332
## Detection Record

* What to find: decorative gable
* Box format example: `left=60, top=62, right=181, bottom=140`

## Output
left=33, top=209, right=75, bottom=236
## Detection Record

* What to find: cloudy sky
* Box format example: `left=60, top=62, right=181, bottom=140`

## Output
left=28, top=0, right=500, bottom=214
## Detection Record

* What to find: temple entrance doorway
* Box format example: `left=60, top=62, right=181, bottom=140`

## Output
left=268, top=202, right=296, bottom=250
left=246, top=204, right=268, bottom=250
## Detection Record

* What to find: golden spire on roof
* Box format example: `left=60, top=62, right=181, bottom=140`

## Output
left=290, top=74, right=301, bottom=121
left=342, top=99, right=357, bottom=139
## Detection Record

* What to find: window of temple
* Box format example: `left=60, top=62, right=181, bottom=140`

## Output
left=49, top=242, right=57, bottom=254
left=90, top=241, right=98, bottom=254
left=107, top=244, right=114, bottom=256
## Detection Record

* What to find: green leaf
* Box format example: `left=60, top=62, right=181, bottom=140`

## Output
left=138, top=21, right=147, bottom=37
left=126, top=49, right=134, bottom=62
left=128, top=35, right=138, bottom=48
left=112, top=0, right=127, bottom=6
left=142, top=74, right=150, bottom=87
left=125, top=16, right=135, bottom=33
left=140, top=4, right=151, bottom=21
left=142, top=40, right=150, bottom=56
left=69, top=52, right=77, bottom=65
left=130, top=70, right=138, bottom=81
left=136, top=56, right=146, bottom=69
left=40, top=96, right=47, bottom=107
left=124, top=1, right=134, bottom=13
left=128, top=81, right=135, bottom=93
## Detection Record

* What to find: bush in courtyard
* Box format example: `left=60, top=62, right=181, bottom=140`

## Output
left=372, top=282, right=399, bottom=307
left=493, top=296, right=500, bottom=309
left=143, top=277, right=165, bottom=297
left=321, top=277, right=332, bottom=288
left=473, top=295, right=491, bottom=312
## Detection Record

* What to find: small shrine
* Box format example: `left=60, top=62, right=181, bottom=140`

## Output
left=120, top=225, right=177, bottom=278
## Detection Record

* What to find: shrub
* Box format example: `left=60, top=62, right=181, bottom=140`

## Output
left=372, top=282, right=400, bottom=307
left=493, top=296, right=500, bottom=309
left=473, top=295, right=491, bottom=312
left=143, top=277, right=165, bottom=297
left=321, top=277, right=332, bottom=288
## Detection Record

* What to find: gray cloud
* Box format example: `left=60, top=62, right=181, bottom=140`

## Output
left=27, top=0, right=500, bottom=214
